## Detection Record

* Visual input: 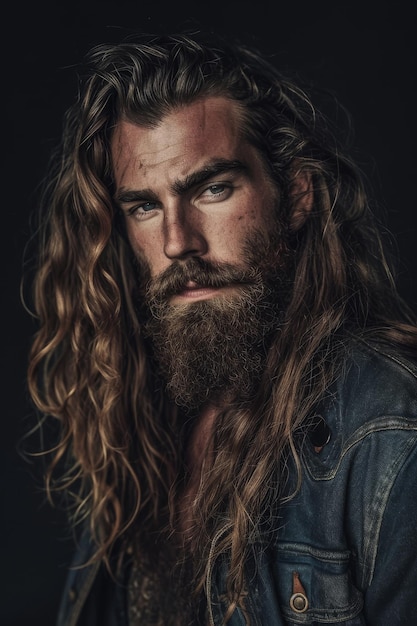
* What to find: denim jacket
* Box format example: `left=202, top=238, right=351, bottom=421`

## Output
left=57, top=339, right=417, bottom=626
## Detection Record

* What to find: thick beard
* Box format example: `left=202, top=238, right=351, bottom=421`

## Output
left=139, top=228, right=293, bottom=411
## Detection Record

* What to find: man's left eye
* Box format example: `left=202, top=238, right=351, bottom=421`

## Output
left=200, top=183, right=231, bottom=200
left=207, top=184, right=225, bottom=195
left=197, top=182, right=233, bottom=204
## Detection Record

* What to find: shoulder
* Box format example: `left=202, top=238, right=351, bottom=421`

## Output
left=325, top=337, right=417, bottom=437
left=302, top=337, right=417, bottom=479
left=342, top=337, right=417, bottom=391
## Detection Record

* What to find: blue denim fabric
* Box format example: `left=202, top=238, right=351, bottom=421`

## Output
left=57, top=339, right=417, bottom=626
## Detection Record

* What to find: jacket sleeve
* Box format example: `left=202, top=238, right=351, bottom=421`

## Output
left=362, top=439, right=417, bottom=624
left=56, top=526, right=128, bottom=626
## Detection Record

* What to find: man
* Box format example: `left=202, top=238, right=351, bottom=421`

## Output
left=27, top=32, right=417, bottom=625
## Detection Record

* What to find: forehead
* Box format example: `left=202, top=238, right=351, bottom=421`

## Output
left=110, top=97, right=252, bottom=181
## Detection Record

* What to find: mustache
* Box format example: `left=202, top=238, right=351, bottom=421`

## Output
left=145, top=257, right=262, bottom=303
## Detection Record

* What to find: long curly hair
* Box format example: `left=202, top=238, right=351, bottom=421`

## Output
left=26, top=32, right=417, bottom=621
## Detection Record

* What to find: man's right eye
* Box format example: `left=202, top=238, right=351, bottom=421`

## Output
left=139, top=201, right=157, bottom=212
left=127, top=201, right=158, bottom=216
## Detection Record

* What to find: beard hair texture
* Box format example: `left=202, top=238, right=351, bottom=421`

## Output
left=140, top=228, right=293, bottom=411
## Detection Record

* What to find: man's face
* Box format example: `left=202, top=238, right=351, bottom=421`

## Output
left=111, top=97, right=292, bottom=409
left=111, top=96, right=279, bottom=299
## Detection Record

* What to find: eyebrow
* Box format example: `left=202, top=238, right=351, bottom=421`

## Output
left=114, top=158, right=247, bottom=206
left=171, top=159, right=247, bottom=195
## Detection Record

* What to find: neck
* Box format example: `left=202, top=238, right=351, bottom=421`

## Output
left=186, top=404, right=218, bottom=468
left=177, top=403, right=221, bottom=539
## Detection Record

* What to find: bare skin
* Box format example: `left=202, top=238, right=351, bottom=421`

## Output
left=111, top=97, right=280, bottom=530
left=178, top=405, right=219, bottom=537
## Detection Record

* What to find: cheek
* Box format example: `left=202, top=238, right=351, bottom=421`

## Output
left=125, top=225, right=161, bottom=275
left=232, top=204, right=272, bottom=235
left=125, top=223, right=144, bottom=257
left=212, top=210, right=263, bottom=258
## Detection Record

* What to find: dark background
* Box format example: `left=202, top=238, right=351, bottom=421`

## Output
left=2, top=1, right=416, bottom=624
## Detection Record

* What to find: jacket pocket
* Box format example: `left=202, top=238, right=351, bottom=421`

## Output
left=265, top=542, right=365, bottom=624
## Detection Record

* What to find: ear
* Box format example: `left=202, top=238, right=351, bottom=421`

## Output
left=288, top=167, right=313, bottom=231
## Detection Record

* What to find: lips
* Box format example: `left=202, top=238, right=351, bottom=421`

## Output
left=178, top=281, right=218, bottom=295
left=172, top=280, right=227, bottom=301
left=183, top=280, right=205, bottom=290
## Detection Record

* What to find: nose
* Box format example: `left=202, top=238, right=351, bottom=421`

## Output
left=163, top=205, right=207, bottom=260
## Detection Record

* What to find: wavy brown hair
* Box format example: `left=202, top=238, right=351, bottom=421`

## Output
left=26, top=32, right=417, bottom=621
